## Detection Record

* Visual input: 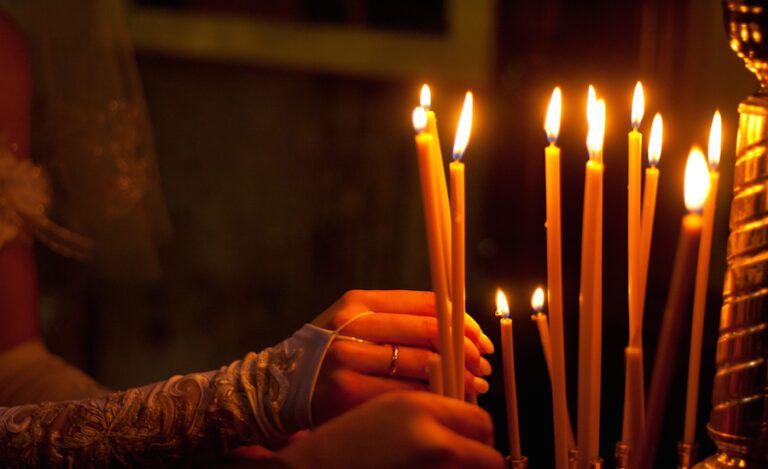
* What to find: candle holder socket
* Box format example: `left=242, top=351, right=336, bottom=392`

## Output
left=614, top=441, right=630, bottom=469
left=588, top=456, right=604, bottom=469
left=505, top=455, right=528, bottom=469
left=568, top=448, right=579, bottom=469
left=678, top=441, right=698, bottom=469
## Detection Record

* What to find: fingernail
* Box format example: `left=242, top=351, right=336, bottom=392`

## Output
left=473, top=377, right=489, bottom=394
left=479, top=358, right=492, bottom=376
left=479, top=333, right=495, bottom=354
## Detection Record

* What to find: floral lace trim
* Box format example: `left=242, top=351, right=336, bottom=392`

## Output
left=0, top=143, right=92, bottom=260
left=0, top=344, right=302, bottom=467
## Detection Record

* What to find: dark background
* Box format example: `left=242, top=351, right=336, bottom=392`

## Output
left=39, top=0, right=755, bottom=466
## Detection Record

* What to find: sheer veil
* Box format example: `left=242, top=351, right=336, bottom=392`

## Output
left=0, top=0, right=170, bottom=282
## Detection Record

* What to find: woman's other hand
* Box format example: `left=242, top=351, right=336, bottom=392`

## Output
left=278, top=391, right=504, bottom=469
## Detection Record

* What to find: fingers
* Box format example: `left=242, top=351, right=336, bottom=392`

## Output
left=350, top=289, right=437, bottom=316
left=462, top=336, right=491, bottom=378
left=462, top=368, right=490, bottom=396
left=345, top=290, right=492, bottom=353
left=336, top=312, right=438, bottom=348
left=322, top=290, right=494, bottom=354
left=466, top=314, right=495, bottom=354
left=337, top=370, right=430, bottom=407
left=329, top=331, right=490, bottom=378
left=407, top=392, right=496, bottom=446
left=313, top=368, right=429, bottom=425
left=327, top=341, right=491, bottom=395
left=329, top=340, right=431, bottom=381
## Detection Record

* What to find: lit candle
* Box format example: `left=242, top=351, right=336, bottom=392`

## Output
left=530, top=286, right=576, bottom=450
left=577, top=89, right=605, bottom=469
left=683, top=111, right=722, bottom=444
left=638, top=148, right=709, bottom=469
left=496, top=289, right=522, bottom=460
left=622, top=113, right=662, bottom=455
left=413, top=107, right=456, bottom=398
left=636, top=113, right=664, bottom=335
left=621, top=346, right=645, bottom=457
left=421, top=84, right=452, bottom=294
left=544, top=87, right=571, bottom=469
left=450, top=91, right=473, bottom=400
left=628, top=82, right=644, bottom=347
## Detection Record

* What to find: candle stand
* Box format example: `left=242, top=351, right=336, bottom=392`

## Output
left=694, top=1, right=768, bottom=466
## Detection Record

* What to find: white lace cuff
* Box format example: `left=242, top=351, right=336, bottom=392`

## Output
left=0, top=323, right=338, bottom=466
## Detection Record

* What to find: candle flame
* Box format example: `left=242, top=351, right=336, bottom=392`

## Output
left=631, top=81, right=644, bottom=129
left=420, top=84, right=432, bottom=109
left=531, top=287, right=545, bottom=313
left=412, top=107, right=427, bottom=133
left=708, top=110, right=722, bottom=170
left=648, top=113, right=663, bottom=166
left=495, top=289, right=510, bottom=318
left=545, top=87, right=562, bottom=144
left=684, top=147, right=711, bottom=213
left=452, top=91, right=473, bottom=161
left=587, top=98, right=606, bottom=161
left=587, top=85, right=597, bottom=127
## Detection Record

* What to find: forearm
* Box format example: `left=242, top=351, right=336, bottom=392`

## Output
left=0, top=324, right=333, bottom=467
left=0, top=353, right=274, bottom=466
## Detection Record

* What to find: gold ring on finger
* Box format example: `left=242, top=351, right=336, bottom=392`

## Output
left=388, top=344, right=399, bottom=377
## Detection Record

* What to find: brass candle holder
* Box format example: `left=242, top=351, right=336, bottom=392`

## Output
left=693, top=1, right=768, bottom=467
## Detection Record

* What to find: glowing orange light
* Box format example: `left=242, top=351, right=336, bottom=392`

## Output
left=545, top=87, right=562, bottom=144
left=495, top=289, right=510, bottom=318
left=412, top=107, right=427, bottom=133
left=587, top=98, right=606, bottom=161
left=531, top=287, right=545, bottom=313
left=452, top=91, right=473, bottom=161
left=631, top=81, right=644, bottom=129
left=684, top=147, right=711, bottom=213
left=420, top=84, right=431, bottom=109
left=648, top=113, right=663, bottom=166
left=708, top=110, right=722, bottom=170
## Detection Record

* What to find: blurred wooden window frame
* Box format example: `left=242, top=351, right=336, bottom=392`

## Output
left=127, top=0, right=494, bottom=84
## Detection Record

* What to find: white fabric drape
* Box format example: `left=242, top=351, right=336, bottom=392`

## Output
left=0, top=0, right=170, bottom=282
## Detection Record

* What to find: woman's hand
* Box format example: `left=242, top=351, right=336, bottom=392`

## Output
left=278, top=391, right=504, bottom=469
left=311, top=290, right=493, bottom=424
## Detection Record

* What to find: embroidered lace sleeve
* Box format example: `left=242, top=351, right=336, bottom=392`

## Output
left=0, top=324, right=333, bottom=467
